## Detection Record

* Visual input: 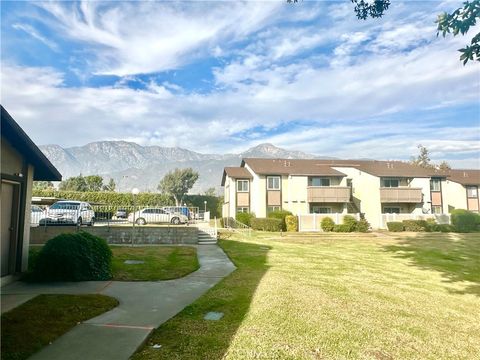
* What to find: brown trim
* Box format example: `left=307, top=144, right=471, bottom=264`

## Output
left=265, top=175, right=282, bottom=214
left=430, top=177, right=443, bottom=214
left=465, top=185, right=480, bottom=212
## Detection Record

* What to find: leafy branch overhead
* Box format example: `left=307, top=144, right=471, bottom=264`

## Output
left=287, top=0, right=479, bottom=64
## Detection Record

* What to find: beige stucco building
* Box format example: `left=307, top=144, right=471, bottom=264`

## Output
left=221, top=158, right=479, bottom=229
left=1, top=106, right=61, bottom=285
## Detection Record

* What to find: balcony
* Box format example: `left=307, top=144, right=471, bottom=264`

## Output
left=307, top=186, right=351, bottom=203
left=380, top=187, right=423, bottom=203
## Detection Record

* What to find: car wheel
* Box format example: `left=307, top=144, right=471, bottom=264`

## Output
left=88, top=218, right=95, bottom=227
left=77, top=217, right=83, bottom=226
left=171, top=217, right=180, bottom=225
left=136, top=218, right=146, bottom=225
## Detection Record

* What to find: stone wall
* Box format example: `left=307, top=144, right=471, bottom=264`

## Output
left=30, top=225, right=198, bottom=245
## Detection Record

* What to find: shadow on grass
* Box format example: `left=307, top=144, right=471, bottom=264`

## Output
left=132, top=237, right=270, bottom=360
left=383, top=233, right=480, bottom=296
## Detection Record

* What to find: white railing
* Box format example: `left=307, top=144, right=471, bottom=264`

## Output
left=223, top=217, right=251, bottom=236
left=298, top=213, right=360, bottom=232
left=380, top=213, right=451, bottom=229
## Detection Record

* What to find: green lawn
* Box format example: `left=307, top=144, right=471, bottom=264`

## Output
left=111, top=246, right=199, bottom=281
left=133, top=231, right=480, bottom=360
left=29, top=245, right=199, bottom=281
left=1, top=294, right=118, bottom=360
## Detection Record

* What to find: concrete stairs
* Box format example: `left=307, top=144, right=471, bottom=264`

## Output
left=197, top=228, right=217, bottom=245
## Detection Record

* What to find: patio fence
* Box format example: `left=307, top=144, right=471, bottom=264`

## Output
left=379, top=213, right=450, bottom=229
left=298, top=213, right=360, bottom=232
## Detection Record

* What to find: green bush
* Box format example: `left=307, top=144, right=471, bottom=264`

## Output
left=387, top=222, right=404, bottom=232
left=333, top=224, right=351, bottom=232
left=285, top=215, right=298, bottom=232
left=236, top=212, right=255, bottom=227
left=451, top=209, right=480, bottom=232
left=250, top=218, right=283, bottom=232
left=267, top=210, right=293, bottom=231
left=33, top=232, right=112, bottom=281
left=321, top=217, right=335, bottom=232
left=429, top=224, right=455, bottom=232
left=402, top=220, right=429, bottom=232
left=342, top=215, right=358, bottom=232
left=355, top=218, right=370, bottom=232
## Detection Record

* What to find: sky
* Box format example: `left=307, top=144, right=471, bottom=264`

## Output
left=1, top=0, right=479, bottom=167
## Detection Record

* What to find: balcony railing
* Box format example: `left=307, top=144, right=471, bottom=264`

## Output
left=307, top=186, right=351, bottom=203
left=380, top=187, right=423, bottom=203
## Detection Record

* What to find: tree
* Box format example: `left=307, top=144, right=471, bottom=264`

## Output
left=287, top=0, right=480, bottom=64
left=158, top=168, right=199, bottom=206
left=59, top=175, right=88, bottom=191
left=204, top=187, right=217, bottom=197
left=84, top=175, right=104, bottom=192
left=410, top=144, right=451, bottom=170
left=33, top=181, right=54, bottom=191
left=103, top=178, right=116, bottom=192
left=436, top=1, right=480, bottom=65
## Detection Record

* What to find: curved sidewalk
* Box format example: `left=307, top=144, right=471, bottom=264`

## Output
left=1, top=245, right=236, bottom=360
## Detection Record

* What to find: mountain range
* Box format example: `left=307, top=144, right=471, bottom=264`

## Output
left=39, top=142, right=330, bottom=193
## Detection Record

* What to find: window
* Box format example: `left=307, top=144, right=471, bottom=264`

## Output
left=237, top=180, right=249, bottom=192
left=432, top=205, right=443, bottom=214
left=310, top=177, right=330, bottom=186
left=430, top=178, right=441, bottom=192
left=383, top=207, right=400, bottom=214
left=467, top=186, right=478, bottom=198
left=383, top=179, right=399, bottom=188
left=267, top=206, right=281, bottom=214
left=237, top=207, right=249, bottom=213
left=267, top=176, right=281, bottom=190
left=311, top=206, right=332, bottom=214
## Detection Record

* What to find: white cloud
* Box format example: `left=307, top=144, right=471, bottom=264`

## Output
left=12, top=23, right=59, bottom=51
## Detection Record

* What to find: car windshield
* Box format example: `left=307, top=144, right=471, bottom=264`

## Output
left=50, top=202, right=79, bottom=210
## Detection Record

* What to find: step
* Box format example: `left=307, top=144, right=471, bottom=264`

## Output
left=198, top=241, right=217, bottom=245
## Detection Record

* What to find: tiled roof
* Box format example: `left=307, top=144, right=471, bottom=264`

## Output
left=221, top=167, right=253, bottom=186
left=242, top=158, right=347, bottom=176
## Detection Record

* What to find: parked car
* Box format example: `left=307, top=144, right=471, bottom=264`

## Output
left=31, top=205, right=46, bottom=225
left=114, top=208, right=128, bottom=219
left=128, top=208, right=188, bottom=225
left=162, top=206, right=192, bottom=220
left=39, top=201, right=95, bottom=226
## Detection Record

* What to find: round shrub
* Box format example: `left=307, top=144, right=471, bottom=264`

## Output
left=236, top=212, right=255, bottom=227
left=321, top=217, right=335, bottom=232
left=342, top=215, right=358, bottom=232
left=451, top=209, right=480, bottom=232
left=285, top=215, right=298, bottom=232
left=33, top=232, right=112, bottom=281
left=355, top=218, right=371, bottom=232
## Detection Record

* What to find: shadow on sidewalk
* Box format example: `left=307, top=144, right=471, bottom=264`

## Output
left=132, top=236, right=270, bottom=359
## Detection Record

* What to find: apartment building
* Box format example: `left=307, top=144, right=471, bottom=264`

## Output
left=221, top=158, right=478, bottom=229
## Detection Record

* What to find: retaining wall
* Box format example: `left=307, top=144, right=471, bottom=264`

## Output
left=30, top=225, right=198, bottom=245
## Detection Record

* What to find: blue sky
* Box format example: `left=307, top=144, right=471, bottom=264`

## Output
left=1, top=0, right=479, bottom=167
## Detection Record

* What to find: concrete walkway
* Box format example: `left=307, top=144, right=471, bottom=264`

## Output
left=1, top=245, right=236, bottom=360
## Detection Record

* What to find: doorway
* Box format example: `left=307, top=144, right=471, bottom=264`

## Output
left=1, top=180, right=21, bottom=277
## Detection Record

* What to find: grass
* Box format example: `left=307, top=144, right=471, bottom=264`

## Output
left=111, top=246, right=199, bottom=281
left=133, top=231, right=480, bottom=360
left=1, top=294, right=118, bottom=360
left=29, top=245, right=199, bottom=281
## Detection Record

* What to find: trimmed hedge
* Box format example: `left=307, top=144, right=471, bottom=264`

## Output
left=429, top=224, right=455, bottom=232
left=451, top=209, right=480, bottom=232
left=387, top=222, right=404, bottom=232
left=285, top=215, right=298, bottom=232
left=236, top=212, right=255, bottom=227
left=32, top=232, right=112, bottom=281
left=342, top=215, right=358, bottom=232
left=333, top=224, right=351, bottom=232
left=355, top=218, right=371, bottom=232
left=321, top=217, right=335, bottom=232
left=250, top=218, right=283, bottom=232
left=267, top=210, right=293, bottom=231
left=402, top=220, right=429, bottom=232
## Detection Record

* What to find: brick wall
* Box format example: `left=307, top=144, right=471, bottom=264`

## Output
left=30, top=225, right=198, bottom=245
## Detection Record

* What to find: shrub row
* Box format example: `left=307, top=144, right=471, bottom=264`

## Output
left=250, top=218, right=283, bottom=232
left=451, top=209, right=480, bottom=232
left=267, top=210, right=293, bottom=231
left=285, top=215, right=298, bottom=232
left=31, top=232, right=112, bottom=281
left=236, top=212, right=255, bottom=227
left=386, top=211, right=480, bottom=232
left=320, top=215, right=370, bottom=233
